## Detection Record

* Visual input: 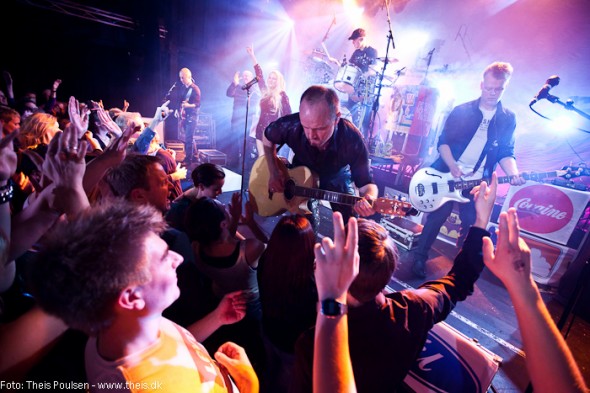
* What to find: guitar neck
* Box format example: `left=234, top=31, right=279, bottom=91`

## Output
left=292, top=185, right=361, bottom=206
left=454, top=171, right=558, bottom=190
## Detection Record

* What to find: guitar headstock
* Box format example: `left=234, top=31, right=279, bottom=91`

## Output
left=373, top=198, right=418, bottom=217
left=561, top=165, right=590, bottom=179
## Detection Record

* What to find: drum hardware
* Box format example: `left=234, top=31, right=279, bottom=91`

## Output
left=334, top=64, right=362, bottom=95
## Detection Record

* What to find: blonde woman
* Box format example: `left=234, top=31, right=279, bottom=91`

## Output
left=17, top=112, right=60, bottom=149
left=247, top=45, right=291, bottom=157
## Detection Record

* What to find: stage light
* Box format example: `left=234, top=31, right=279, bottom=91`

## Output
left=551, top=115, right=575, bottom=134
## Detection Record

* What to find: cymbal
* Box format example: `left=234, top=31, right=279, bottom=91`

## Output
left=375, top=57, right=399, bottom=63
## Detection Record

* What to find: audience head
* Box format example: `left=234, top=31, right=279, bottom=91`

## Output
left=261, top=214, right=316, bottom=290
left=30, top=201, right=174, bottom=335
left=184, top=197, right=228, bottom=246
left=191, top=163, right=225, bottom=198
left=104, top=154, right=171, bottom=213
left=17, top=112, right=59, bottom=149
left=115, top=111, right=144, bottom=135
left=349, top=219, right=398, bottom=303
left=0, top=106, right=21, bottom=136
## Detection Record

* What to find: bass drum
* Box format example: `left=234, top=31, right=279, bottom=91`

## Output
left=334, top=65, right=361, bottom=95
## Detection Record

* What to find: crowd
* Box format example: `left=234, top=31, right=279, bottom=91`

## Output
left=0, top=62, right=587, bottom=393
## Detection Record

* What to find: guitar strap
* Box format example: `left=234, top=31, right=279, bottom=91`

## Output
left=471, top=140, right=490, bottom=176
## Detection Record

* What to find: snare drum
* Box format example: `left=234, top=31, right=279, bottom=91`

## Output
left=334, top=65, right=361, bottom=95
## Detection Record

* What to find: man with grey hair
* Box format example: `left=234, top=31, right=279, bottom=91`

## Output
left=412, top=61, right=525, bottom=278
left=262, top=85, right=378, bottom=226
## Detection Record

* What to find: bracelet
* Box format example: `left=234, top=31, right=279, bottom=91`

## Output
left=0, top=184, right=14, bottom=204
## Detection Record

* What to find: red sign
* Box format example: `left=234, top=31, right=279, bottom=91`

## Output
left=507, top=185, right=574, bottom=234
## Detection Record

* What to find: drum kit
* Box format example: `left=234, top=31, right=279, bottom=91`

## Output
left=305, top=56, right=398, bottom=108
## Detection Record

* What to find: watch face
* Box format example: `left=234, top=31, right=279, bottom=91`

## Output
left=321, top=299, right=347, bottom=317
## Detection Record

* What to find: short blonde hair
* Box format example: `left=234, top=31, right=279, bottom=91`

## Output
left=483, top=62, right=513, bottom=81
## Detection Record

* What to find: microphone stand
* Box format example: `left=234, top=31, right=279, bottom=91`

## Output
left=367, top=0, right=396, bottom=149
left=545, top=94, right=590, bottom=120
left=240, top=84, right=254, bottom=199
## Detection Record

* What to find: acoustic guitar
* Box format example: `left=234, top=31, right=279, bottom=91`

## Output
left=409, top=167, right=570, bottom=213
left=249, top=155, right=416, bottom=217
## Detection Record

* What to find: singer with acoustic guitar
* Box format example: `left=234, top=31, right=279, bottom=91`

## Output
left=411, top=61, right=525, bottom=279
left=258, top=84, right=379, bottom=229
left=164, top=67, right=201, bottom=164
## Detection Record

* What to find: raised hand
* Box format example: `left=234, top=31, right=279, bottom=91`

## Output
left=482, top=208, right=531, bottom=290
left=67, top=96, right=89, bottom=140
left=95, top=104, right=123, bottom=137
left=314, top=212, right=359, bottom=303
left=215, top=290, right=248, bottom=325
left=471, top=171, right=497, bottom=228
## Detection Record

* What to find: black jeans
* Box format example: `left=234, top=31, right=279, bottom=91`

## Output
left=413, top=193, right=476, bottom=263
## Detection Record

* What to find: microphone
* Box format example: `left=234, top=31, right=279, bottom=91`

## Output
left=241, top=76, right=259, bottom=90
left=530, top=75, right=560, bottom=106
left=163, top=82, right=177, bottom=101
left=395, top=67, right=406, bottom=76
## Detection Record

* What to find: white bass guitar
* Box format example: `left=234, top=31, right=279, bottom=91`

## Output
left=409, top=167, right=568, bottom=213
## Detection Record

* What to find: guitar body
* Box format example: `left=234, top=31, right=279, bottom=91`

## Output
left=410, top=167, right=568, bottom=213
left=409, top=168, right=470, bottom=213
left=249, top=156, right=318, bottom=217
left=249, top=156, right=417, bottom=218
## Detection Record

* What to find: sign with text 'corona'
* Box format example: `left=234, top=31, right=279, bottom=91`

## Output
left=501, top=183, right=590, bottom=246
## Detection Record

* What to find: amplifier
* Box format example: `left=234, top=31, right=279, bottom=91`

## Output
left=381, top=216, right=423, bottom=250
left=197, top=149, right=227, bottom=166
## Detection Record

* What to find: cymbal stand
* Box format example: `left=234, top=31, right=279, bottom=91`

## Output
left=367, top=0, right=397, bottom=144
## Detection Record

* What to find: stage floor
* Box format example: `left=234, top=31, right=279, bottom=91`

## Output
left=216, top=189, right=590, bottom=391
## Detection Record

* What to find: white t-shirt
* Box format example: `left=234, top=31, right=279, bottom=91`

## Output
left=456, top=107, right=496, bottom=179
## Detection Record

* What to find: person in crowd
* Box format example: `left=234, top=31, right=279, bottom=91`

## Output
left=482, top=208, right=588, bottom=393
left=291, top=174, right=498, bottom=393
left=16, top=113, right=59, bottom=150
left=312, top=211, right=359, bottom=393
left=164, top=67, right=201, bottom=165
left=184, top=196, right=267, bottom=374
left=1, top=124, right=89, bottom=382
left=257, top=214, right=317, bottom=392
left=247, top=46, right=291, bottom=158
left=225, top=70, right=261, bottom=172
left=86, top=100, right=123, bottom=150
left=145, top=133, right=185, bottom=202
left=29, top=200, right=259, bottom=393
left=0, top=107, right=20, bottom=138
left=412, top=61, right=525, bottom=278
left=262, top=84, right=377, bottom=226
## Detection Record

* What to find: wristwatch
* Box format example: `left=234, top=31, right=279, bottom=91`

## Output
left=320, top=298, right=348, bottom=318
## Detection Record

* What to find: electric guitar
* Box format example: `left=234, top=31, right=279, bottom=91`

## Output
left=249, top=155, right=416, bottom=217
left=409, top=167, right=570, bottom=213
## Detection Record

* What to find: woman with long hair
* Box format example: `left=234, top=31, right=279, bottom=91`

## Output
left=257, top=214, right=317, bottom=392
left=247, top=45, right=291, bottom=157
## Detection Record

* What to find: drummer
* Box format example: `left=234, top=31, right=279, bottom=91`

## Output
left=331, top=27, right=378, bottom=137
left=347, top=28, right=378, bottom=73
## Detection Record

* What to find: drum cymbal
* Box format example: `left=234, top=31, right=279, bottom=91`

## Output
left=375, top=57, right=399, bottom=63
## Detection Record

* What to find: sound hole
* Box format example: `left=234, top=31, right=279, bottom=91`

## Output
left=284, top=179, right=296, bottom=201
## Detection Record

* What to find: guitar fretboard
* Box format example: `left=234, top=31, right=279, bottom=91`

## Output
left=293, top=185, right=362, bottom=206
left=452, top=172, right=559, bottom=191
